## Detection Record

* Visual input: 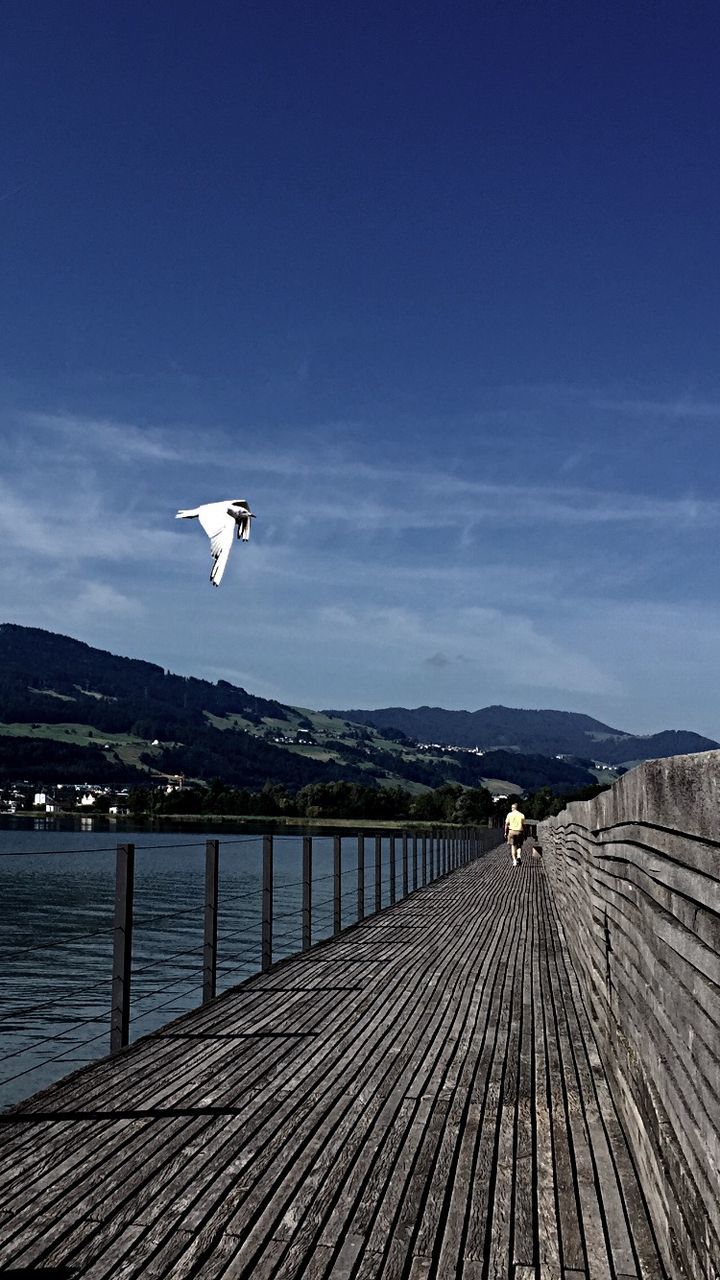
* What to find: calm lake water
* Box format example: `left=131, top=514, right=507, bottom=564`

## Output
left=0, top=817, right=396, bottom=1110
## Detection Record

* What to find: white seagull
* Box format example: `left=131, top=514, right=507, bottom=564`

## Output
left=176, top=498, right=255, bottom=586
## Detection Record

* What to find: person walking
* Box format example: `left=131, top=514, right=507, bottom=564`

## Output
left=504, top=801, right=526, bottom=866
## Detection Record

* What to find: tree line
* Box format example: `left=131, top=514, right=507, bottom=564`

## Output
left=129, top=779, right=499, bottom=823
left=127, top=777, right=611, bottom=823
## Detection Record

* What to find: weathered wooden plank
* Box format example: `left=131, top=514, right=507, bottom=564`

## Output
left=537, top=880, right=587, bottom=1275
left=434, top=877, right=521, bottom=1266
left=214, top=884, right=490, bottom=1274
left=541, top=873, right=637, bottom=1279
left=420, top=888, right=520, bottom=1275
left=275, top=866, right=510, bottom=1273
left=485, top=863, right=532, bottom=1275
left=139, top=906, right=453, bottom=1274
left=544, top=881, right=638, bottom=1277
left=357, top=910, right=503, bottom=1270
left=312, top=934, right=486, bottom=1250
left=0, top=986, right=345, bottom=1249
left=534, top=873, right=562, bottom=1278
left=513, top=864, right=538, bottom=1269
left=406, top=1256, right=434, bottom=1280
left=0, top=845, right=667, bottom=1280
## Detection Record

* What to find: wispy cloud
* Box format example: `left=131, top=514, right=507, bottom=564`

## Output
left=23, top=412, right=191, bottom=462
left=2, top=398, right=717, bottom=735
left=71, top=582, right=143, bottom=621
left=0, top=473, right=182, bottom=567
left=268, top=476, right=716, bottom=532
left=424, top=651, right=472, bottom=669
left=16, top=408, right=718, bottom=534
left=595, top=397, right=720, bottom=420
left=425, top=652, right=452, bottom=668
left=310, top=602, right=621, bottom=698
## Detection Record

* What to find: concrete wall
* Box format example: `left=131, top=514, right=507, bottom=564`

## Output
left=540, top=751, right=720, bottom=1279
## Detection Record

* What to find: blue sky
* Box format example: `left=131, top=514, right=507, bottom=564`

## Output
left=2, top=1, right=720, bottom=736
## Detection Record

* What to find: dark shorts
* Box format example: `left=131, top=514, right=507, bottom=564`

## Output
left=509, top=831, right=524, bottom=847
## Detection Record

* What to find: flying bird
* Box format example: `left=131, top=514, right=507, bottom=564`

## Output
left=176, top=499, right=255, bottom=586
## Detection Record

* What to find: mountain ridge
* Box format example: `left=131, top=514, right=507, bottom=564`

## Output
left=0, top=624, right=713, bottom=792
left=324, top=703, right=718, bottom=765
left=0, top=625, right=597, bottom=793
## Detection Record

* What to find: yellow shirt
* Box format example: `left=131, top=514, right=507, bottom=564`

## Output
left=505, top=809, right=525, bottom=833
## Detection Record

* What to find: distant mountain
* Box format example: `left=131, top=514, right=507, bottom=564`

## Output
left=3, top=625, right=703, bottom=794
left=0, top=625, right=596, bottom=793
left=325, top=703, right=718, bottom=766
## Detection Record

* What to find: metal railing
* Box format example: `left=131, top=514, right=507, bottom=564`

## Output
left=0, top=825, right=502, bottom=1106
left=108, top=826, right=501, bottom=1048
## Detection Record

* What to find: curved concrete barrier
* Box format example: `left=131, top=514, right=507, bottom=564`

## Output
left=540, top=751, right=720, bottom=1279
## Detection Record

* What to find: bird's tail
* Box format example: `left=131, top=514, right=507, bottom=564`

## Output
left=175, top=508, right=199, bottom=519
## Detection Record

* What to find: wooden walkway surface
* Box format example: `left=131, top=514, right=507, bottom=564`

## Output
left=0, top=847, right=667, bottom=1279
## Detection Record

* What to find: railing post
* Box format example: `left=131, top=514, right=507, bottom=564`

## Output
left=302, top=835, right=312, bottom=950
left=111, top=842, right=135, bottom=1053
left=262, top=834, right=273, bottom=972
left=203, top=839, right=219, bottom=1004
left=402, top=832, right=409, bottom=898
left=412, top=832, right=418, bottom=891
left=430, top=832, right=435, bottom=881
left=357, top=833, right=365, bottom=920
left=390, top=835, right=397, bottom=904
left=334, top=834, right=342, bottom=936
left=375, top=834, right=382, bottom=912
left=422, top=833, right=428, bottom=885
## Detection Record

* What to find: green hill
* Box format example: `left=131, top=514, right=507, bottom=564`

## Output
left=0, top=625, right=620, bottom=794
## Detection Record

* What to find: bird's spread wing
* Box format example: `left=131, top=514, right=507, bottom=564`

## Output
left=197, top=505, right=236, bottom=586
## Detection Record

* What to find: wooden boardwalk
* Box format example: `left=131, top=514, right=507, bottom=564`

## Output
left=0, top=847, right=667, bottom=1279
